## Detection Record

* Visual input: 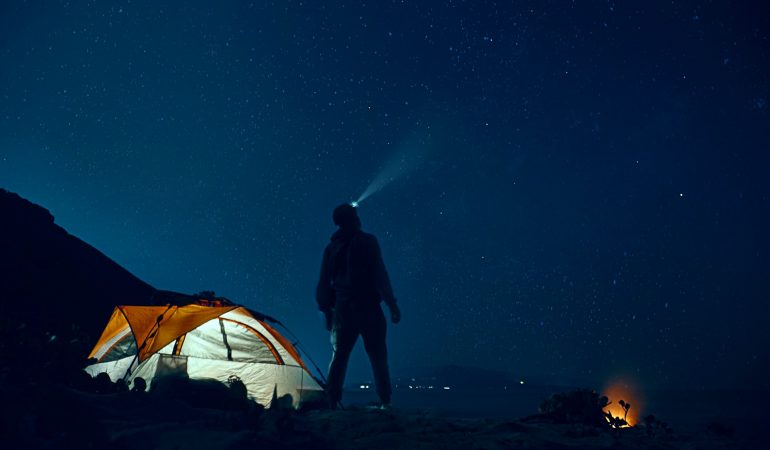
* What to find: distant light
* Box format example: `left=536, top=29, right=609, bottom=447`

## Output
left=351, top=201, right=359, bottom=207
left=519, top=380, right=525, bottom=385
left=408, top=385, right=413, bottom=389
left=679, top=193, right=684, bottom=197
left=443, top=386, right=451, bottom=390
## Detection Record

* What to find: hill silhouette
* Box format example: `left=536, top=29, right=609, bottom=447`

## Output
left=0, top=188, right=155, bottom=341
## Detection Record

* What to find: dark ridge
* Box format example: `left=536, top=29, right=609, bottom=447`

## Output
left=0, top=188, right=155, bottom=340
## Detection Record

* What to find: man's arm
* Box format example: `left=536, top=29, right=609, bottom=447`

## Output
left=371, top=236, right=401, bottom=324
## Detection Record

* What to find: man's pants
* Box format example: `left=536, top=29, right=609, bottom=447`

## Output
left=326, top=302, right=391, bottom=405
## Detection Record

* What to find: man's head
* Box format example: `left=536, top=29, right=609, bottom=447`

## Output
left=333, top=203, right=361, bottom=230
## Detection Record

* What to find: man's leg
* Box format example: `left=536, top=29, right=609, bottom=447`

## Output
left=326, top=312, right=358, bottom=408
left=361, top=305, right=391, bottom=404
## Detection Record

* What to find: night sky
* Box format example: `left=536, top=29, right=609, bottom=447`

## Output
left=1, top=1, right=768, bottom=391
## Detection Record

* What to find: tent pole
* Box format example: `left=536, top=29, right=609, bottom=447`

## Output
left=274, top=321, right=328, bottom=385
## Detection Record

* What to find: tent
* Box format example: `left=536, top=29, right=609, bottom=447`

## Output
left=84, top=299, right=325, bottom=408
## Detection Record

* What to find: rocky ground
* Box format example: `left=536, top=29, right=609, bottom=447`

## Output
left=2, top=378, right=763, bottom=450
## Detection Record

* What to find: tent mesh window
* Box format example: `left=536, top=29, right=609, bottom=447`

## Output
left=101, top=334, right=137, bottom=363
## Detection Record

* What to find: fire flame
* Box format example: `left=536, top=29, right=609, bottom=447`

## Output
left=602, top=381, right=641, bottom=427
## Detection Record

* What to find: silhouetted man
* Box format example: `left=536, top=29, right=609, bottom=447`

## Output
left=316, top=203, right=401, bottom=409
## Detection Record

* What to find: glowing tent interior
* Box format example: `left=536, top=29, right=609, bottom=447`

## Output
left=84, top=298, right=325, bottom=408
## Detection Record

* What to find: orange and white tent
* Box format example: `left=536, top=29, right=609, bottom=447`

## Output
left=84, top=302, right=324, bottom=408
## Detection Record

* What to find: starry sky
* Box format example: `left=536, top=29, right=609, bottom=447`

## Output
left=1, top=1, right=768, bottom=390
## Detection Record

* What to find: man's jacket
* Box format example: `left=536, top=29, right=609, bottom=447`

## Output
left=316, top=228, right=396, bottom=312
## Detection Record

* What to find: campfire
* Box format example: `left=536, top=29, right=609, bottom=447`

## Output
left=602, top=381, right=641, bottom=427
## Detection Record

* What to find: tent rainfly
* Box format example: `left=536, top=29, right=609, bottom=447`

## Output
left=84, top=302, right=324, bottom=408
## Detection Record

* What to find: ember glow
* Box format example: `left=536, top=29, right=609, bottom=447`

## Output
left=602, top=381, right=642, bottom=427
